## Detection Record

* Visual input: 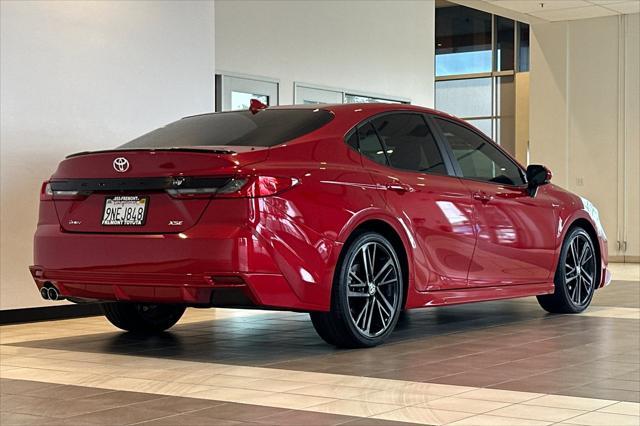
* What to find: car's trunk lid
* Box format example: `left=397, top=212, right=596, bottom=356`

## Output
left=50, top=147, right=267, bottom=233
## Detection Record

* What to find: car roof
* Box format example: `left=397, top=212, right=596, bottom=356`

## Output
left=269, top=102, right=460, bottom=120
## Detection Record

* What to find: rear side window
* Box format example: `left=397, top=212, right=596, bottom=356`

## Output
left=120, top=109, right=334, bottom=149
left=357, top=123, right=387, bottom=165
left=435, top=118, right=524, bottom=185
left=371, top=113, right=447, bottom=175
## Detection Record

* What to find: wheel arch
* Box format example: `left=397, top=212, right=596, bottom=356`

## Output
left=565, top=218, right=601, bottom=286
left=339, top=219, right=411, bottom=309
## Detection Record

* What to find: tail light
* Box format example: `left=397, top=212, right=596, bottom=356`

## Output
left=40, top=181, right=89, bottom=201
left=166, top=176, right=298, bottom=199
left=40, top=182, right=54, bottom=201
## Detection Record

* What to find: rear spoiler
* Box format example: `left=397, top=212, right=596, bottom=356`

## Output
left=66, top=147, right=236, bottom=159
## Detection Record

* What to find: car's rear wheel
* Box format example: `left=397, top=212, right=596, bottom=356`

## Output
left=311, top=231, right=403, bottom=348
left=537, top=227, right=597, bottom=314
left=101, top=302, right=185, bottom=333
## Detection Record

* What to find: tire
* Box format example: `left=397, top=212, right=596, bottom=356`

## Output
left=537, top=227, right=598, bottom=314
left=101, top=302, right=186, bottom=333
left=310, top=231, right=404, bottom=348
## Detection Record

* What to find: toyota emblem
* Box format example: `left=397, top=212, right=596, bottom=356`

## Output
left=113, top=157, right=130, bottom=173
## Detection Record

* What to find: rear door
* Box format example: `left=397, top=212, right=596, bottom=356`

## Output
left=357, top=112, right=477, bottom=291
left=432, top=117, right=558, bottom=286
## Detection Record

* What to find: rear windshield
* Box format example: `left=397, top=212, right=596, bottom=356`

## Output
left=120, top=109, right=333, bottom=149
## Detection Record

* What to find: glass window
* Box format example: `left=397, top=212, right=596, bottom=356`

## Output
left=121, top=109, right=333, bottom=149
left=435, top=6, right=492, bottom=76
left=466, top=118, right=492, bottom=138
left=518, top=23, right=530, bottom=72
left=231, top=92, right=269, bottom=111
left=371, top=114, right=447, bottom=175
left=345, top=94, right=404, bottom=104
left=216, top=74, right=278, bottom=112
left=295, top=85, right=343, bottom=104
left=496, top=17, right=515, bottom=71
left=357, top=123, right=387, bottom=166
left=435, top=118, right=524, bottom=185
left=346, top=131, right=358, bottom=151
left=435, top=77, right=492, bottom=118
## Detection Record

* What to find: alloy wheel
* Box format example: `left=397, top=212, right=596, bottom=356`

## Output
left=346, top=241, right=400, bottom=338
left=564, top=233, right=596, bottom=306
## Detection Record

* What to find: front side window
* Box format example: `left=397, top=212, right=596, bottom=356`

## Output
left=435, top=118, right=524, bottom=185
left=371, top=114, right=447, bottom=175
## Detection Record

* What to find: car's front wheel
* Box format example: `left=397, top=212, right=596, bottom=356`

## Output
left=537, top=227, right=597, bottom=313
left=311, top=231, right=403, bottom=348
left=101, top=302, right=185, bottom=333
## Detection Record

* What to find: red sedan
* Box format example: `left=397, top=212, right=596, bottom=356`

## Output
left=31, top=102, right=611, bottom=347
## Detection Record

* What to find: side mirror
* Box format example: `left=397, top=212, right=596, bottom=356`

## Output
left=526, top=164, right=552, bottom=197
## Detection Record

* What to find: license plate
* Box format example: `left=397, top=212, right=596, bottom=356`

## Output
left=102, top=196, right=148, bottom=226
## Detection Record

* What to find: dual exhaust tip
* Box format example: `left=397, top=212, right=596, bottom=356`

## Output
left=40, top=285, right=62, bottom=301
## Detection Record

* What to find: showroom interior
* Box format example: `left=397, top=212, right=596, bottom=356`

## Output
left=1, top=0, right=639, bottom=424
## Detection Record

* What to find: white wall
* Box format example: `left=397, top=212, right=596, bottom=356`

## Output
left=0, top=1, right=215, bottom=310
left=530, top=14, right=640, bottom=260
left=215, top=0, right=435, bottom=107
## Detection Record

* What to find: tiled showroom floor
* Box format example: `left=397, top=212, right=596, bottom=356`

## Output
left=1, top=263, right=638, bottom=425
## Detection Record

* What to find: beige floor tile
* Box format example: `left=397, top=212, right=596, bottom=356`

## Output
left=564, top=411, right=639, bottom=426
left=360, top=388, right=445, bottom=405
left=185, top=385, right=273, bottom=403
left=458, top=388, right=543, bottom=403
left=373, top=406, right=473, bottom=425
left=1, top=367, right=97, bottom=386
left=581, top=307, right=640, bottom=319
left=200, top=374, right=264, bottom=388
left=597, top=401, right=640, bottom=416
left=241, top=378, right=310, bottom=393
left=97, top=376, right=211, bottom=396
left=130, top=369, right=214, bottom=384
left=291, top=383, right=373, bottom=399
left=419, top=396, right=511, bottom=414
left=321, top=375, right=402, bottom=390
left=488, top=404, right=586, bottom=422
left=244, top=391, right=336, bottom=410
left=449, top=414, right=551, bottom=425
left=265, top=370, right=346, bottom=385
left=609, top=262, right=640, bottom=281
left=217, top=365, right=289, bottom=380
left=307, top=399, right=401, bottom=417
left=393, top=382, right=477, bottom=396
left=523, top=395, right=617, bottom=411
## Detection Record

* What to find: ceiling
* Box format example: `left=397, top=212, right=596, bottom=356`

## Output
left=483, top=0, right=640, bottom=22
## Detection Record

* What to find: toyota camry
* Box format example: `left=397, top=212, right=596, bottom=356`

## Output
left=31, top=101, right=611, bottom=347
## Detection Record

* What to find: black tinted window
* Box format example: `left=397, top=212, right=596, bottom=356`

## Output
left=357, top=123, right=387, bottom=165
left=435, top=118, right=524, bottom=185
left=372, top=114, right=447, bottom=175
left=346, top=131, right=359, bottom=151
left=120, top=109, right=333, bottom=149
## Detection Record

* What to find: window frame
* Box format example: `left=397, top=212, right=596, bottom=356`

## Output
left=429, top=114, right=527, bottom=187
left=344, top=111, right=457, bottom=177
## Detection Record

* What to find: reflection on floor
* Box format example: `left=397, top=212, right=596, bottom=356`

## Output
left=1, top=264, right=639, bottom=425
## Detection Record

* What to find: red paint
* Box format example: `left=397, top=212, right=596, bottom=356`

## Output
left=30, top=104, right=610, bottom=311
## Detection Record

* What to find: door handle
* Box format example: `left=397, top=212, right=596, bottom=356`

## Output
left=386, top=183, right=413, bottom=193
left=473, top=191, right=493, bottom=204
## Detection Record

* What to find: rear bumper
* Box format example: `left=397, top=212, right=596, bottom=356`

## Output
left=31, top=199, right=341, bottom=312
left=29, top=266, right=300, bottom=309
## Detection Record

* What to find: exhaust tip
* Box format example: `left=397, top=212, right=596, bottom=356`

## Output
left=47, top=287, right=60, bottom=301
left=40, top=287, right=50, bottom=300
